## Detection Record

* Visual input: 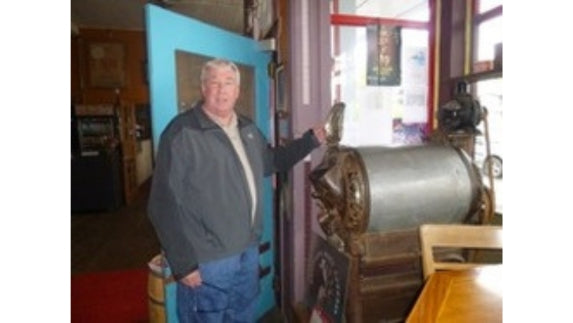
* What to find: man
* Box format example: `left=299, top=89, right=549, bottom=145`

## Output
left=148, top=58, right=326, bottom=322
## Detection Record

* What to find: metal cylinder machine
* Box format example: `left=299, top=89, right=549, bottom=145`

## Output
left=308, top=103, right=493, bottom=322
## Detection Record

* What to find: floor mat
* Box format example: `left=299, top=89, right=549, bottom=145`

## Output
left=71, top=268, right=149, bottom=322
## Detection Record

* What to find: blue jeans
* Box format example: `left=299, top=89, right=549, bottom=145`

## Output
left=176, top=245, right=260, bottom=323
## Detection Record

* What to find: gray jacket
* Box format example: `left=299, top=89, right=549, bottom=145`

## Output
left=148, top=105, right=320, bottom=279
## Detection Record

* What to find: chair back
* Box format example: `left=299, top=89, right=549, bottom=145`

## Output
left=419, top=224, right=502, bottom=280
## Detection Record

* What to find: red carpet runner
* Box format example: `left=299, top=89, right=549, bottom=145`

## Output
left=71, top=268, right=149, bottom=323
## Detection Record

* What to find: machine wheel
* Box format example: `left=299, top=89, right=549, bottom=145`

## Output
left=480, top=187, right=495, bottom=224
left=482, top=155, right=502, bottom=179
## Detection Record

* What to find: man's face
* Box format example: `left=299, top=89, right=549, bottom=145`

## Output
left=201, top=66, right=240, bottom=117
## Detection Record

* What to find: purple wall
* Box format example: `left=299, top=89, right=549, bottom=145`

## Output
left=286, top=0, right=332, bottom=309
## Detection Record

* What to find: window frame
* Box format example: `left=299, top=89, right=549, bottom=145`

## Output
left=330, top=1, right=435, bottom=136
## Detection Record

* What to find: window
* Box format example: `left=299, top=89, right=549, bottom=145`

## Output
left=334, top=0, right=429, bottom=21
left=478, top=0, right=502, bottom=14
left=331, top=0, right=430, bottom=147
left=473, top=2, right=503, bottom=214
left=476, top=15, right=502, bottom=61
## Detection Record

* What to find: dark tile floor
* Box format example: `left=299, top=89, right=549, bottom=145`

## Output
left=71, top=180, right=160, bottom=274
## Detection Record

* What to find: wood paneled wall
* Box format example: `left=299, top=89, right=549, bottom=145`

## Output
left=71, top=28, right=149, bottom=105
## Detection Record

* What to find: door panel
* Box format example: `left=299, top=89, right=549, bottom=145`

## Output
left=145, top=4, right=274, bottom=321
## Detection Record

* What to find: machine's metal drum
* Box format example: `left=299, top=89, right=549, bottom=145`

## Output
left=354, top=144, right=481, bottom=232
left=308, top=103, right=488, bottom=323
left=310, top=144, right=483, bottom=237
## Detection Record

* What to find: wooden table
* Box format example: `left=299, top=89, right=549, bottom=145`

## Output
left=406, top=266, right=502, bottom=322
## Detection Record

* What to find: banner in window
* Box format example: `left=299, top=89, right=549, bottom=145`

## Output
left=366, top=25, right=401, bottom=86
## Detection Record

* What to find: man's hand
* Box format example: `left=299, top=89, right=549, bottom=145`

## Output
left=312, top=124, right=327, bottom=145
left=180, top=269, right=202, bottom=288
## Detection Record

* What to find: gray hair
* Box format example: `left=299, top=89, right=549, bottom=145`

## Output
left=200, top=59, right=241, bottom=86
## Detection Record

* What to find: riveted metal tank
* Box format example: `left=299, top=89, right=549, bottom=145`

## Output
left=308, top=103, right=490, bottom=323
left=310, top=103, right=485, bottom=243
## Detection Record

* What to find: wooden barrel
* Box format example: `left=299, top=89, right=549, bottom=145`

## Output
left=148, top=254, right=166, bottom=323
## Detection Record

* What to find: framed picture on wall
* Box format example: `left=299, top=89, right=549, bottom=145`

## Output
left=87, top=42, right=126, bottom=88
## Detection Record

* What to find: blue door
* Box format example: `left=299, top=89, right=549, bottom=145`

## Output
left=145, top=4, right=274, bottom=321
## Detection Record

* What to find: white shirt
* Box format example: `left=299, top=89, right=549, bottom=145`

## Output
left=219, top=113, right=257, bottom=223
